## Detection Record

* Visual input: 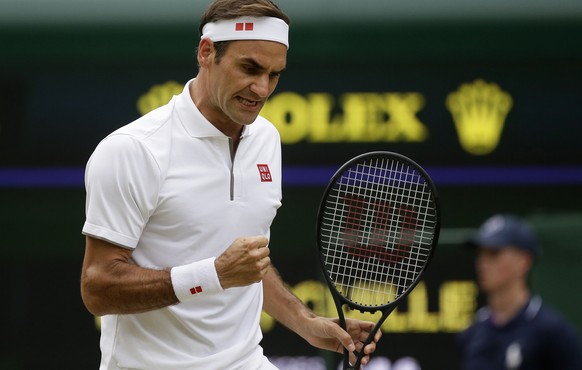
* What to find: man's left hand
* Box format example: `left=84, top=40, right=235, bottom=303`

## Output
left=302, top=316, right=382, bottom=367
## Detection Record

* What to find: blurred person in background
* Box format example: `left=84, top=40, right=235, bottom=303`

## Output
left=457, top=214, right=582, bottom=370
left=79, top=0, right=380, bottom=369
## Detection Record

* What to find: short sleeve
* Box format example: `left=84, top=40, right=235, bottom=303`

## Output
left=82, top=134, right=161, bottom=249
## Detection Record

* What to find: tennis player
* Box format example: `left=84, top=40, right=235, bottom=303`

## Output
left=457, top=214, right=582, bottom=370
left=80, top=0, right=381, bottom=369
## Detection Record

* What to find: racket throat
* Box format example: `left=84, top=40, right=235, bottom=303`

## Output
left=347, top=307, right=394, bottom=370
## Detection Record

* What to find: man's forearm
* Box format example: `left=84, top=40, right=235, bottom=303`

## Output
left=82, top=260, right=178, bottom=316
left=262, top=265, right=316, bottom=336
left=81, top=237, right=179, bottom=316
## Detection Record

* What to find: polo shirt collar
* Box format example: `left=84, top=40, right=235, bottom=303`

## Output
left=175, top=79, right=254, bottom=139
left=479, top=295, right=542, bottom=328
left=524, top=295, right=542, bottom=320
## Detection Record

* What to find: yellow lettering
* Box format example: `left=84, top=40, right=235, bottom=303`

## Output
left=259, top=279, right=478, bottom=333
left=439, top=281, right=478, bottom=332
left=260, top=92, right=309, bottom=144
left=136, top=86, right=431, bottom=145
left=292, top=280, right=332, bottom=316
left=384, top=93, right=427, bottom=141
left=93, top=279, right=478, bottom=334
left=262, top=92, right=428, bottom=144
left=407, top=282, right=439, bottom=332
left=308, top=93, right=344, bottom=142
left=260, top=280, right=336, bottom=333
left=382, top=308, right=409, bottom=333
left=341, top=93, right=370, bottom=142
left=137, top=81, right=183, bottom=116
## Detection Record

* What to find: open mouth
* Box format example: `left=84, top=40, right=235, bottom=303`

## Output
left=237, top=96, right=260, bottom=108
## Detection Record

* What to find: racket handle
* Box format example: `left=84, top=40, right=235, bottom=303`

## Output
left=343, top=348, right=353, bottom=370
left=344, top=350, right=360, bottom=370
left=351, top=320, right=385, bottom=369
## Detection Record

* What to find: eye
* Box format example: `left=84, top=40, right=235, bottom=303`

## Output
left=242, top=65, right=259, bottom=75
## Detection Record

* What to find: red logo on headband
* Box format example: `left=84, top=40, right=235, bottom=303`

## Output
left=235, top=22, right=254, bottom=31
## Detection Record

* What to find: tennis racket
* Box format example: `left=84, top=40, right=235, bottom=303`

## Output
left=316, top=151, right=440, bottom=370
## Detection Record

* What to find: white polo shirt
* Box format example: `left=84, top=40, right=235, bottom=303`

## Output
left=83, top=80, right=282, bottom=370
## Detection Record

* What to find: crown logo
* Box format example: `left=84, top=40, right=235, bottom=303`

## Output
left=137, top=81, right=183, bottom=116
left=446, top=79, right=513, bottom=155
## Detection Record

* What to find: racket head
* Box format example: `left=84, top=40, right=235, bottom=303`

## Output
left=317, top=151, right=440, bottom=312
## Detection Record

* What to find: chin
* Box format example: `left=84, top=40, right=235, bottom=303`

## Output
left=236, top=114, right=260, bottom=125
left=477, top=279, right=490, bottom=290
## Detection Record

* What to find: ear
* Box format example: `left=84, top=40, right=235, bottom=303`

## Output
left=197, top=38, right=215, bottom=67
left=517, top=251, right=534, bottom=275
left=524, top=253, right=534, bottom=269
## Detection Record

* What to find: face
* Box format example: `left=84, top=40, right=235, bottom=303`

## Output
left=475, top=247, right=531, bottom=294
left=198, top=39, right=287, bottom=131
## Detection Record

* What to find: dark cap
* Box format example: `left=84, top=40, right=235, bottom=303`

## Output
left=468, top=214, right=540, bottom=257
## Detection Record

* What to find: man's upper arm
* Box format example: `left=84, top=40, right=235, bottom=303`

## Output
left=82, top=235, right=133, bottom=271
left=81, top=236, right=135, bottom=304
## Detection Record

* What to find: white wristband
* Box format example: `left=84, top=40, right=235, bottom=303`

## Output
left=170, top=257, right=223, bottom=302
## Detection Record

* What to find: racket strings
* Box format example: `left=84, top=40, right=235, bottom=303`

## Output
left=320, top=157, right=437, bottom=307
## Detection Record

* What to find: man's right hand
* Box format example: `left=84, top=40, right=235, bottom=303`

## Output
left=214, top=236, right=271, bottom=289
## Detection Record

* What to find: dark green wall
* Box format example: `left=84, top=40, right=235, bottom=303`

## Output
left=1, top=17, right=581, bottom=369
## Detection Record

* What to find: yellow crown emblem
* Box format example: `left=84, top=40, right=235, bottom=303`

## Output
left=137, top=81, right=183, bottom=116
left=446, top=79, right=513, bottom=155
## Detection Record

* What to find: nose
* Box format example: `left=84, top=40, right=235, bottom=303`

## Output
left=250, top=74, right=270, bottom=99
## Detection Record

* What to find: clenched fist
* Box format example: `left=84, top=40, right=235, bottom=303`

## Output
left=215, top=236, right=271, bottom=289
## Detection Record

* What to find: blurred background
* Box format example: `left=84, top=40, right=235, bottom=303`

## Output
left=1, top=0, right=582, bottom=369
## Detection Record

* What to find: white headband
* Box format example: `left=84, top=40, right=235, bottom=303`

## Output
left=201, top=16, right=289, bottom=49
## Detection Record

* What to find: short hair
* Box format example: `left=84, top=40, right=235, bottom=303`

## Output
left=198, top=0, right=291, bottom=63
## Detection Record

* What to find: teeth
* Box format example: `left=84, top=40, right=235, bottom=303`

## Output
left=238, top=97, right=257, bottom=106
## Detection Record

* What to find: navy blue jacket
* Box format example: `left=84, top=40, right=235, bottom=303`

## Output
left=457, top=296, right=582, bottom=370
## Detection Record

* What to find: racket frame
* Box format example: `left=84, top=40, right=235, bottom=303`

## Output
left=315, top=151, right=441, bottom=369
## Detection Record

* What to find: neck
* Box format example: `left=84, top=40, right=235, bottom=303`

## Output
left=487, top=283, right=530, bottom=326
left=188, top=77, right=244, bottom=142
